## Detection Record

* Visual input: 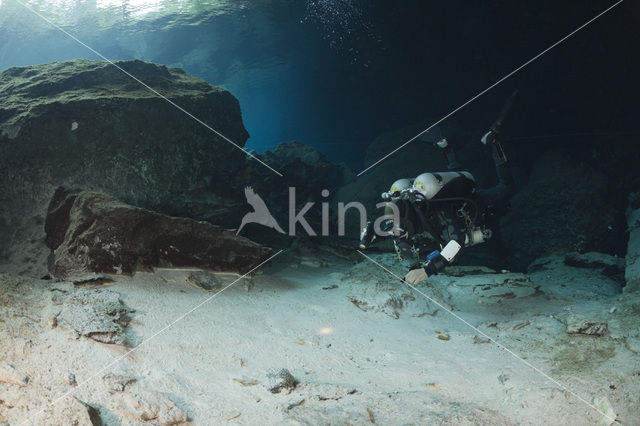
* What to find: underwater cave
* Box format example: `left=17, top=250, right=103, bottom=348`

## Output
left=0, top=0, right=639, bottom=424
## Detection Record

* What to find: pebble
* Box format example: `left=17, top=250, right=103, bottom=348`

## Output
left=435, top=331, right=450, bottom=341
left=266, top=369, right=298, bottom=394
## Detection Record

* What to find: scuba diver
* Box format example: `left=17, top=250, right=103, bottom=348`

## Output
left=359, top=92, right=517, bottom=284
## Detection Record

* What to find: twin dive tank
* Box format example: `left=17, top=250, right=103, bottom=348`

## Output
left=412, top=171, right=476, bottom=200
left=387, top=171, right=489, bottom=247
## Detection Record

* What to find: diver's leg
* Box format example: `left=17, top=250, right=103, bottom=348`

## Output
left=435, top=137, right=462, bottom=171
left=494, top=161, right=515, bottom=198
left=478, top=131, right=515, bottom=202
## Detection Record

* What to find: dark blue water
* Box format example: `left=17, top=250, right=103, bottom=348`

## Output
left=0, top=0, right=638, bottom=169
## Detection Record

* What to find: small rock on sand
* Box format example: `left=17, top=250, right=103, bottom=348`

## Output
left=103, top=373, right=136, bottom=392
left=473, top=335, right=491, bottom=344
left=117, top=389, right=188, bottom=424
left=73, top=398, right=102, bottom=426
left=72, top=274, right=115, bottom=287
left=435, top=331, right=450, bottom=341
left=267, top=369, right=298, bottom=394
left=59, top=289, right=133, bottom=344
left=566, top=321, right=609, bottom=336
left=186, top=271, right=221, bottom=291
left=233, top=377, right=259, bottom=387
left=67, top=373, right=77, bottom=386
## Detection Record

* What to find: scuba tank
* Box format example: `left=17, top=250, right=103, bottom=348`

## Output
left=412, top=171, right=476, bottom=200
left=409, top=170, right=492, bottom=253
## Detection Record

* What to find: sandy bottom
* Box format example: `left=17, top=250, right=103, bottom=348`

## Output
left=1, top=250, right=639, bottom=425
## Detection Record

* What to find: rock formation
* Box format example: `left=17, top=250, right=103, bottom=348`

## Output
left=0, top=59, right=359, bottom=275
left=0, top=59, right=252, bottom=276
left=45, top=187, right=273, bottom=279
left=624, top=193, right=640, bottom=293
left=242, top=141, right=354, bottom=241
left=501, top=148, right=622, bottom=269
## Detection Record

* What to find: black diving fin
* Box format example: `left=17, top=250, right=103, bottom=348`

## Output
left=490, top=89, right=519, bottom=133
left=482, top=90, right=518, bottom=165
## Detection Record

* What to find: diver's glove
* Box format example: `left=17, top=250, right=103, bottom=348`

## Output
left=404, top=267, right=428, bottom=284
left=404, top=253, right=447, bottom=284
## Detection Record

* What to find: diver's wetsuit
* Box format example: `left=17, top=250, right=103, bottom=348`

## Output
left=446, top=136, right=515, bottom=220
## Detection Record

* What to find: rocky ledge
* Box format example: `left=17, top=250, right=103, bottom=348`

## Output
left=45, top=187, right=272, bottom=279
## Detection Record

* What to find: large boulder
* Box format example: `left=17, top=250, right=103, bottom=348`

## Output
left=45, top=187, right=272, bottom=280
left=0, top=59, right=253, bottom=276
left=0, top=59, right=361, bottom=274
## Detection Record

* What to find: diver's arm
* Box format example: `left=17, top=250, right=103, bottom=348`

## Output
left=425, top=212, right=467, bottom=275
left=404, top=239, right=462, bottom=284
left=404, top=212, right=466, bottom=284
left=423, top=239, right=462, bottom=276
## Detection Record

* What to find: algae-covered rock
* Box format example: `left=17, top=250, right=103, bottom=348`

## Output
left=59, top=288, right=132, bottom=344
left=45, top=187, right=273, bottom=279
left=0, top=59, right=251, bottom=275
